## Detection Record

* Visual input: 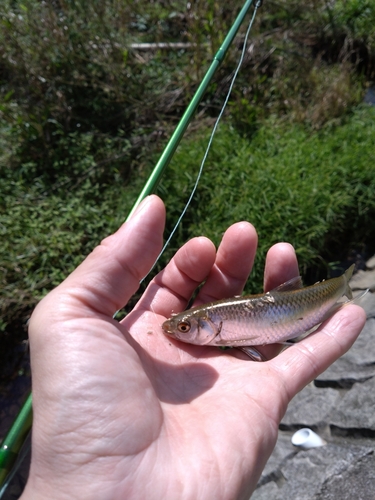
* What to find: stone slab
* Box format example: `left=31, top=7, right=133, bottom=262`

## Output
left=258, top=431, right=296, bottom=485
left=338, top=318, right=375, bottom=365
left=318, top=452, right=375, bottom=499
left=356, top=290, right=375, bottom=318
left=350, top=269, right=375, bottom=291
left=315, top=356, right=375, bottom=387
left=316, top=318, right=375, bottom=385
left=251, top=480, right=279, bottom=500
left=281, top=383, right=340, bottom=427
left=330, top=376, right=375, bottom=430
left=366, top=255, right=375, bottom=270
left=253, top=444, right=374, bottom=499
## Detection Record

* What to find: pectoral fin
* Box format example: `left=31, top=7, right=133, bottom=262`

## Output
left=237, top=346, right=267, bottom=362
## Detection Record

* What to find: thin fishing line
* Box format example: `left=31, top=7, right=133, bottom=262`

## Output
left=141, top=0, right=262, bottom=284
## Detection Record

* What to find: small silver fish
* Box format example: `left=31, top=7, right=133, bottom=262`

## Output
left=162, top=265, right=356, bottom=348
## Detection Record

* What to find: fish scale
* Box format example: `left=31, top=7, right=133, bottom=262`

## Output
left=162, top=265, right=355, bottom=347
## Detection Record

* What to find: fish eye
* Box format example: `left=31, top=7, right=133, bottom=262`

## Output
left=177, top=321, right=191, bottom=333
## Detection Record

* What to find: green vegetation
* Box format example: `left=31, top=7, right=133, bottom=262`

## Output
left=1, top=0, right=375, bottom=370
left=159, top=106, right=375, bottom=291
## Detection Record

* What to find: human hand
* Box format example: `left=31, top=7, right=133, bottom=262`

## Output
left=21, top=195, right=366, bottom=500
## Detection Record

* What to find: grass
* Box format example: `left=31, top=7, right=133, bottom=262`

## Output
left=0, top=170, right=147, bottom=338
left=157, top=104, right=375, bottom=292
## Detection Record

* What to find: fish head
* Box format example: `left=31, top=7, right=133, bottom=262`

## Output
left=162, top=310, right=219, bottom=345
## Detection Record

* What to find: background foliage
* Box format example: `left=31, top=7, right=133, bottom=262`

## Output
left=1, top=0, right=375, bottom=372
left=158, top=106, right=375, bottom=291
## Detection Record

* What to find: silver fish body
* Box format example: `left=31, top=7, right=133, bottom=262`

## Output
left=162, top=265, right=355, bottom=347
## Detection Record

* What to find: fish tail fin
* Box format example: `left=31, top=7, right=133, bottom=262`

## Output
left=343, top=264, right=355, bottom=299
left=314, top=289, right=369, bottom=327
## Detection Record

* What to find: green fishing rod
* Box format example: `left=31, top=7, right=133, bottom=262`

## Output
left=0, top=393, right=32, bottom=489
left=0, top=0, right=256, bottom=492
left=127, top=0, right=257, bottom=217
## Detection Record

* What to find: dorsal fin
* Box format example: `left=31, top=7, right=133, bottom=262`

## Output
left=272, top=276, right=303, bottom=292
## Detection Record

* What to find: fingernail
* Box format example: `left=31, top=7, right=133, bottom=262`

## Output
left=128, top=196, right=151, bottom=220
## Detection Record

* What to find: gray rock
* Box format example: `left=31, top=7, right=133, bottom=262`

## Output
left=318, top=451, right=375, bottom=500
left=315, top=356, right=375, bottom=388
left=350, top=269, right=375, bottom=291
left=251, top=480, right=280, bottom=500
left=366, top=255, right=375, bottom=270
left=358, top=291, right=375, bottom=318
left=281, top=383, right=340, bottom=428
left=252, top=444, right=374, bottom=500
left=330, top=377, right=375, bottom=431
left=316, top=318, right=375, bottom=386
left=341, top=318, right=375, bottom=365
left=280, top=444, right=374, bottom=500
left=258, top=431, right=296, bottom=485
left=251, top=481, right=280, bottom=500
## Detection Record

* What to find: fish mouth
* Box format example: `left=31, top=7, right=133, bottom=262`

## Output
left=161, top=320, right=174, bottom=336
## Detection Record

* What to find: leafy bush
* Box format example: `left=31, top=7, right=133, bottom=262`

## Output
left=0, top=171, right=146, bottom=332
left=157, top=105, right=375, bottom=291
left=332, top=0, right=375, bottom=42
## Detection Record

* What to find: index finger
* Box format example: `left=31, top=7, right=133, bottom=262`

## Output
left=195, top=222, right=258, bottom=305
left=134, top=221, right=258, bottom=318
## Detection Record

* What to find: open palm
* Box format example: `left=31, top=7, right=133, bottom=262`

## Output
left=22, top=196, right=366, bottom=500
